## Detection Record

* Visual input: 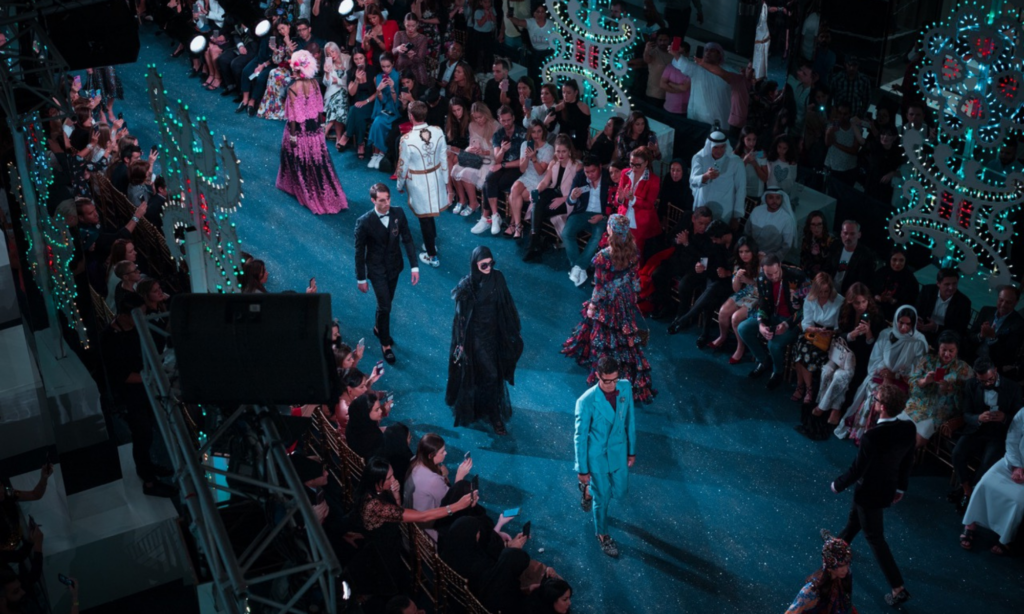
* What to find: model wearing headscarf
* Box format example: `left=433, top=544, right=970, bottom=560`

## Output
left=785, top=531, right=857, bottom=614
left=834, top=306, right=928, bottom=442
left=689, top=129, right=746, bottom=225
left=563, top=215, right=656, bottom=403
left=345, top=392, right=384, bottom=460
left=446, top=246, right=524, bottom=435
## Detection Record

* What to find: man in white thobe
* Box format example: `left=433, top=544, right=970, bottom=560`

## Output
left=689, top=130, right=746, bottom=228
left=397, top=101, right=448, bottom=268
left=669, top=42, right=731, bottom=128
left=744, top=188, right=797, bottom=261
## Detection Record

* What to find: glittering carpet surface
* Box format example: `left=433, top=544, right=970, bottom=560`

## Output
left=121, top=27, right=1022, bottom=614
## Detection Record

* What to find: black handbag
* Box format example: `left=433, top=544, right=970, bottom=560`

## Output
left=457, top=150, right=484, bottom=169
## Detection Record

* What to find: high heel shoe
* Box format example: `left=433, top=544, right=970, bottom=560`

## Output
left=707, top=337, right=726, bottom=351
left=729, top=355, right=743, bottom=365
left=171, top=44, right=184, bottom=58
left=790, top=385, right=807, bottom=402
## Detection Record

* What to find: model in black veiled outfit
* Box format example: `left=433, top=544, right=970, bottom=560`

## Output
left=446, top=246, right=524, bottom=435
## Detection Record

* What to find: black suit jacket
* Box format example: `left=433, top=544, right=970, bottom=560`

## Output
left=834, top=418, right=917, bottom=509
left=969, top=307, right=1024, bottom=368
left=916, top=285, right=972, bottom=341
left=566, top=169, right=614, bottom=217
left=960, top=376, right=1023, bottom=437
left=354, top=207, right=416, bottom=282
left=827, top=244, right=875, bottom=295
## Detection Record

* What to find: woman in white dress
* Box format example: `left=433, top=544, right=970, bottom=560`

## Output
left=753, top=0, right=770, bottom=81
left=961, top=408, right=1024, bottom=555
left=322, top=42, right=350, bottom=150
left=833, top=305, right=928, bottom=440
left=504, top=120, right=553, bottom=239
left=450, top=102, right=497, bottom=217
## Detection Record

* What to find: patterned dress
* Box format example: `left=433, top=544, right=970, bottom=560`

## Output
left=323, top=67, right=348, bottom=124
left=786, top=572, right=858, bottom=614
left=563, top=249, right=655, bottom=403
left=257, top=41, right=290, bottom=121
left=276, top=81, right=348, bottom=215
left=902, top=354, right=973, bottom=439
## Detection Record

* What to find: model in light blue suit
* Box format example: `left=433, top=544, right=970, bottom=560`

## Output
left=574, top=373, right=636, bottom=556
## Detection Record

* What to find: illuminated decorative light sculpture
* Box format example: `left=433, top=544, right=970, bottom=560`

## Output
left=542, top=0, right=637, bottom=111
left=7, top=121, right=87, bottom=345
left=145, top=66, right=244, bottom=293
left=889, top=3, right=1024, bottom=287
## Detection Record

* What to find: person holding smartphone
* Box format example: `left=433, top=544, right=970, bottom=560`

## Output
left=902, top=331, right=974, bottom=448
left=367, top=53, right=402, bottom=169
left=403, top=433, right=473, bottom=538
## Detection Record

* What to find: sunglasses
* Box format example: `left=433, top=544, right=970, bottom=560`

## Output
left=630, top=161, right=643, bottom=168
left=478, top=260, right=493, bottom=270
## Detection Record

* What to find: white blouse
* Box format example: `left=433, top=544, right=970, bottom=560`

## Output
left=801, top=294, right=844, bottom=329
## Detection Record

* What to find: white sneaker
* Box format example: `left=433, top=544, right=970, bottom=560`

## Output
left=569, top=266, right=583, bottom=285
left=368, top=153, right=382, bottom=169
left=574, top=268, right=588, bottom=287
left=418, top=252, right=440, bottom=268
left=452, top=202, right=464, bottom=215
left=490, top=215, right=502, bottom=235
left=471, top=216, right=492, bottom=234
left=459, top=206, right=474, bottom=217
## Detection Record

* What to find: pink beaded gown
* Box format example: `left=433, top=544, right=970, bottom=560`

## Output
left=276, top=80, right=348, bottom=214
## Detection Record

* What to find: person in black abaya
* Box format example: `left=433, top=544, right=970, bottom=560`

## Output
left=438, top=516, right=496, bottom=593
left=479, top=548, right=531, bottom=614
left=870, top=247, right=919, bottom=322
left=345, top=392, right=384, bottom=460
left=446, top=246, right=524, bottom=435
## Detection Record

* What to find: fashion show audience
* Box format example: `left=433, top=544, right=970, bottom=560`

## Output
left=9, top=2, right=1024, bottom=613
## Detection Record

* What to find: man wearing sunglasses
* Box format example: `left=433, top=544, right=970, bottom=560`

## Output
left=574, top=356, right=636, bottom=558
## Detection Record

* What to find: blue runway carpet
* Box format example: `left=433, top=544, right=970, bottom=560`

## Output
left=115, top=27, right=1022, bottom=613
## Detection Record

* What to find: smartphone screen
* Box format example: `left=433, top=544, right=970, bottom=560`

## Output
left=357, top=337, right=365, bottom=348
left=464, top=451, right=471, bottom=460
left=471, top=474, right=479, bottom=492
left=503, top=507, right=519, bottom=518
left=671, top=36, right=682, bottom=53
left=57, top=573, right=74, bottom=587
left=695, top=45, right=705, bottom=59
left=522, top=521, right=531, bottom=537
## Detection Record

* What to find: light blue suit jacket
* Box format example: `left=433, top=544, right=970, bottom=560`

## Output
left=574, top=380, right=636, bottom=498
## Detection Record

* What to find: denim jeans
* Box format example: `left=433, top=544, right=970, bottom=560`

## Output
left=737, top=314, right=798, bottom=375
left=562, top=213, right=607, bottom=269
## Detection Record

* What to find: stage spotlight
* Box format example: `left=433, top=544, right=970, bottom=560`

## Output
left=255, top=19, right=271, bottom=37
left=189, top=35, right=207, bottom=54
left=338, top=0, right=355, bottom=16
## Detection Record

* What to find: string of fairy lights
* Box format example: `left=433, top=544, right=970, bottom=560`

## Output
left=7, top=121, right=89, bottom=347
left=889, top=2, right=1024, bottom=287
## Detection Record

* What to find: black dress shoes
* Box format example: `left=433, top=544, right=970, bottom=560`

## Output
left=667, top=317, right=691, bottom=335
left=651, top=307, right=675, bottom=321
left=247, top=105, right=257, bottom=117
left=884, top=588, right=911, bottom=607
left=766, top=373, right=784, bottom=390
left=695, top=334, right=709, bottom=349
left=522, top=248, right=542, bottom=263
left=382, top=346, right=396, bottom=364
left=749, top=363, right=769, bottom=379
left=235, top=102, right=247, bottom=113
left=221, top=85, right=237, bottom=96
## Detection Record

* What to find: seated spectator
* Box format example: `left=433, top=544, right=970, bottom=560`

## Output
left=826, top=220, right=874, bottom=295
left=667, top=220, right=735, bottom=345
left=393, top=13, right=430, bottom=87
left=966, top=285, right=1024, bottom=369
left=744, top=188, right=797, bottom=262
left=835, top=306, right=929, bottom=439
left=506, top=121, right=554, bottom=239
left=523, top=135, right=580, bottom=262
left=657, top=159, right=688, bottom=222
left=615, top=146, right=661, bottom=259
left=614, top=111, right=660, bottom=164
left=961, top=405, right=1024, bottom=556
left=484, top=59, right=514, bottom=119
left=916, top=267, right=973, bottom=347
left=346, top=392, right=387, bottom=460
left=791, top=272, right=844, bottom=405
left=809, top=335, right=856, bottom=438
left=352, top=457, right=477, bottom=603
left=526, top=83, right=560, bottom=138
left=478, top=548, right=532, bottom=613
left=447, top=61, right=481, bottom=104
left=362, top=5, right=399, bottom=68
left=451, top=102, right=498, bottom=217
left=660, top=41, right=691, bottom=115
left=381, top=423, right=413, bottom=492
left=823, top=102, right=864, bottom=188
left=529, top=577, right=573, bottom=614
left=947, top=357, right=1023, bottom=514
left=835, top=282, right=886, bottom=407
left=563, top=156, right=614, bottom=287
left=345, top=50, right=379, bottom=160
left=709, top=236, right=760, bottom=364
left=689, top=130, right=745, bottom=228
left=240, top=258, right=268, bottom=293
left=474, top=105, right=527, bottom=236
left=764, top=134, right=798, bottom=195
left=649, top=206, right=714, bottom=320
left=587, top=116, right=623, bottom=166
left=436, top=41, right=464, bottom=97
left=799, top=210, right=836, bottom=279
left=402, top=433, right=472, bottom=536
left=366, top=54, right=402, bottom=169
left=545, top=80, right=591, bottom=156
left=902, top=331, right=974, bottom=447
left=737, top=254, right=807, bottom=389
left=668, top=43, right=731, bottom=128
left=871, top=247, right=919, bottom=322
left=514, top=77, right=539, bottom=124
left=439, top=516, right=527, bottom=594
left=385, top=595, right=424, bottom=614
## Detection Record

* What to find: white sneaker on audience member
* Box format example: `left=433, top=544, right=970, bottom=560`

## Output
left=452, top=202, right=464, bottom=215
left=418, top=252, right=440, bottom=267
left=569, top=266, right=583, bottom=285
left=460, top=206, right=474, bottom=217
left=490, top=215, right=502, bottom=235
left=368, top=153, right=382, bottom=169
left=574, top=268, right=588, bottom=287
left=471, top=216, right=492, bottom=234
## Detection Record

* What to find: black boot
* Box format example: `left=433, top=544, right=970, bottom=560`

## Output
left=522, top=233, right=543, bottom=262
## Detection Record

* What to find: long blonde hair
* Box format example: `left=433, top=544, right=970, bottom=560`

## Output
left=807, top=272, right=838, bottom=302
left=470, top=101, right=497, bottom=144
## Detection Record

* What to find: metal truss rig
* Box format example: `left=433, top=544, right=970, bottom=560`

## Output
left=132, top=309, right=342, bottom=614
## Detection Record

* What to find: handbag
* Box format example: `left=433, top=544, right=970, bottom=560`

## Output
left=457, top=150, right=484, bottom=169
left=804, top=329, right=833, bottom=352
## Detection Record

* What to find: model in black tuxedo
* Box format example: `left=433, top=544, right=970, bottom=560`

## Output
left=965, top=286, right=1024, bottom=368
left=831, top=386, right=916, bottom=605
left=354, top=185, right=418, bottom=361
left=952, top=365, right=1023, bottom=498
left=825, top=222, right=876, bottom=295
left=915, top=274, right=973, bottom=347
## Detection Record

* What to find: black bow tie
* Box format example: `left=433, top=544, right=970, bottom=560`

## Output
left=378, top=213, right=389, bottom=219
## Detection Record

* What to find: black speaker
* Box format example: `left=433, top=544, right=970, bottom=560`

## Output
left=170, top=293, right=334, bottom=405
left=44, top=1, right=140, bottom=70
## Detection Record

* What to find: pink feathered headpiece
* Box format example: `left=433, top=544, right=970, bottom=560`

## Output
left=290, top=50, right=318, bottom=79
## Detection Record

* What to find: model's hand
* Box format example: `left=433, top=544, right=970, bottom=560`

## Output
left=578, top=473, right=590, bottom=484
left=411, top=270, right=419, bottom=285
left=627, top=455, right=635, bottom=468
left=358, top=281, right=369, bottom=293
left=892, top=492, right=904, bottom=504
left=1011, top=467, right=1024, bottom=484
